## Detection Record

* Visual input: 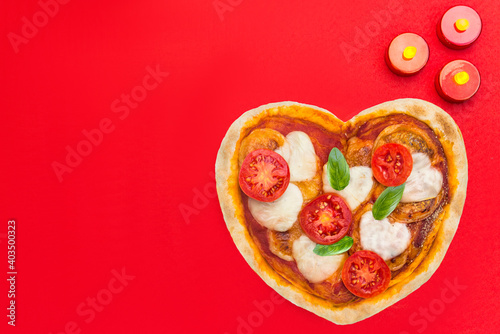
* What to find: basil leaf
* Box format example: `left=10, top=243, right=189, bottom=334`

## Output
left=313, top=236, right=353, bottom=256
left=372, top=183, right=406, bottom=220
left=327, top=147, right=350, bottom=191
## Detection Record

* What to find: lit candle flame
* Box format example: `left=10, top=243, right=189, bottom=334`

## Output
left=455, top=18, right=470, bottom=32
left=454, top=71, right=469, bottom=85
left=403, top=46, right=417, bottom=60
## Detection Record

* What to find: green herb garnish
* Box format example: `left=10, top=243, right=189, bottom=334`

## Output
left=372, top=183, right=406, bottom=220
left=327, top=147, right=350, bottom=191
left=313, top=236, right=354, bottom=256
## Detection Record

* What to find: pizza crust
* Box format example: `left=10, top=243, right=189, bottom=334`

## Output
left=215, top=99, right=467, bottom=324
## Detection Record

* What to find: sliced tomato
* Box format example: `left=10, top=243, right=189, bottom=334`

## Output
left=341, top=250, right=391, bottom=298
left=299, top=194, right=352, bottom=245
left=239, top=149, right=290, bottom=202
left=371, top=143, right=413, bottom=187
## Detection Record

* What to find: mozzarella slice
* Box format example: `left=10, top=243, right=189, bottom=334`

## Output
left=401, top=153, right=443, bottom=203
left=322, top=165, right=373, bottom=210
left=359, top=211, right=411, bottom=261
left=248, top=183, right=303, bottom=232
left=274, top=140, right=291, bottom=162
left=280, top=131, right=318, bottom=182
left=292, top=235, right=346, bottom=283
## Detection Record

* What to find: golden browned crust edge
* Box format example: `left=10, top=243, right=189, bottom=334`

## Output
left=215, top=99, right=467, bottom=325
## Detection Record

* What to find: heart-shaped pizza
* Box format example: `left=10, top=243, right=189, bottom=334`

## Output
left=215, top=99, right=467, bottom=324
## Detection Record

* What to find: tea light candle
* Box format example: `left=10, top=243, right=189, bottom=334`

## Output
left=437, top=5, right=482, bottom=49
left=435, top=60, right=480, bottom=102
left=386, top=33, right=429, bottom=76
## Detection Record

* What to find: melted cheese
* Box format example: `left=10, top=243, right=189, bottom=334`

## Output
left=279, top=131, right=318, bottom=182
left=248, top=183, right=303, bottom=232
left=322, top=165, right=373, bottom=210
left=274, top=140, right=291, bottom=162
left=292, top=235, right=346, bottom=283
left=401, top=153, right=443, bottom=203
left=359, top=211, right=411, bottom=261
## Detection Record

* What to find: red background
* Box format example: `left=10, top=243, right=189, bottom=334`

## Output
left=2, top=0, right=500, bottom=333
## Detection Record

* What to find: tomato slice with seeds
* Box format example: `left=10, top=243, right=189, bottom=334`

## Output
left=239, top=149, right=290, bottom=202
left=299, top=194, right=352, bottom=245
left=341, top=250, right=391, bottom=299
left=372, top=143, right=413, bottom=187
